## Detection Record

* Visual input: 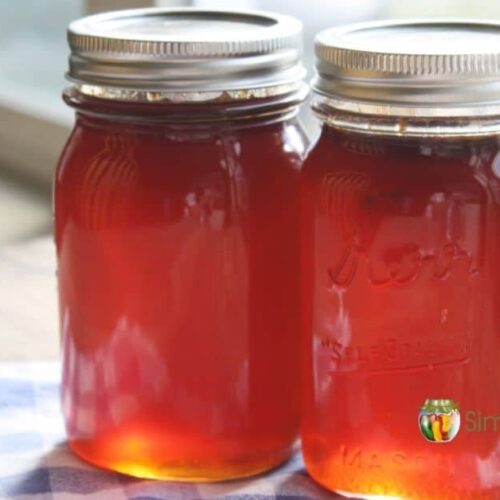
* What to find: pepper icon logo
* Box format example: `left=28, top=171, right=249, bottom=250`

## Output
left=419, top=399, right=460, bottom=443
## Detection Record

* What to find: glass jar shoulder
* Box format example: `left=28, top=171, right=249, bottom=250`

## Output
left=56, top=114, right=309, bottom=198
left=54, top=115, right=308, bottom=240
left=302, top=126, right=500, bottom=204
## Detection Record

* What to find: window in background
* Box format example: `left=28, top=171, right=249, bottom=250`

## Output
left=0, top=0, right=82, bottom=185
left=0, top=0, right=83, bottom=123
left=386, top=0, right=500, bottom=18
left=0, top=0, right=194, bottom=186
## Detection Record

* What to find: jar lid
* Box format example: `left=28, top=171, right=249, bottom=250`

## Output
left=67, top=8, right=306, bottom=101
left=313, top=19, right=500, bottom=118
left=420, top=399, right=459, bottom=413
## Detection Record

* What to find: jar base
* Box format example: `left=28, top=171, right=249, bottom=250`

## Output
left=305, top=462, right=498, bottom=500
left=334, top=490, right=400, bottom=500
left=68, top=439, right=292, bottom=482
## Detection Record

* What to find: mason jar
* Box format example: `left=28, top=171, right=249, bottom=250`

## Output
left=301, top=20, right=500, bottom=499
left=55, top=8, right=308, bottom=481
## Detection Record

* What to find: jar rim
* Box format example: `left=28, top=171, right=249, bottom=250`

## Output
left=70, top=81, right=307, bottom=104
left=313, top=95, right=500, bottom=139
left=63, top=84, right=308, bottom=127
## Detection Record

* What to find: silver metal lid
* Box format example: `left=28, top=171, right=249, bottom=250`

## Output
left=67, top=8, right=305, bottom=100
left=313, top=19, right=500, bottom=118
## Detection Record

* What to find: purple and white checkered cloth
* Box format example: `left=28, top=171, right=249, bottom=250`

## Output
left=0, top=362, right=338, bottom=499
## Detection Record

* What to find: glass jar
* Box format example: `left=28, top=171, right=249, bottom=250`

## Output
left=301, top=20, right=500, bottom=499
left=55, top=8, right=308, bottom=481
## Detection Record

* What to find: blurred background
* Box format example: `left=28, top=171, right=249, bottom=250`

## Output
left=1, top=0, right=500, bottom=247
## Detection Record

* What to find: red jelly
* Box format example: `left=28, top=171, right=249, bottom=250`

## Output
left=302, top=20, right=500, bottom=499
left=55, top=8, right=307, bottom=480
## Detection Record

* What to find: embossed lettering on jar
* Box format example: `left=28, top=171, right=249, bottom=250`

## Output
left=55, top=8, right=308, bottom=481
left=301, top=20, right=500, bottom=500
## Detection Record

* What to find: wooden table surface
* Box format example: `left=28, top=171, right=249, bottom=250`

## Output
left=0, top=237, right=59, bottom=360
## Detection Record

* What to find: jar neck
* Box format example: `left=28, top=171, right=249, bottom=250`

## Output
left=313, top=94, right=500, bottom=140
left=64, top=84, right=308, bottom=129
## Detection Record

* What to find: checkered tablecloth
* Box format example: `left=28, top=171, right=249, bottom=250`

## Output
left=0, top=362, right=338, bottom=499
